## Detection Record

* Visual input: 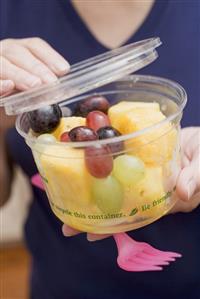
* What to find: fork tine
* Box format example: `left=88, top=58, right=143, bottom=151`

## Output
left=140, top=251, right=177, bottom=261
left=128, top=256, right=170, bottom=266
left=138, top=252, right=176, bottom=263
left=162, top=252, right=182, bottom=258
left=149, top=249, right=182, bottom=258
left=143, top=244, right=182, bottom=258
left=125, top=244, right=179, bottom=260
left=113, top=233, right=182, bottom=272
left=147, top=249, right=181, bottom=259
left=117, top=258, right=163, bottom=272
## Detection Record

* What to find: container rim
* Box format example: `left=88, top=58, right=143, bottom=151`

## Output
left=16, top=75, right=187, bottom=148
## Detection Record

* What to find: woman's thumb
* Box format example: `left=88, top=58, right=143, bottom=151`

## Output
left=176, top=150, right=200, bottom=201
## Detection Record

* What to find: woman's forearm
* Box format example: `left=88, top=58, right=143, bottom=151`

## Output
left=0, top=132, right=14, bottom=206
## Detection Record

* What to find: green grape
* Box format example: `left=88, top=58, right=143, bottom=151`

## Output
left=92, top=176, right=124, bottom=214
left=113, top=154, right=145, bottom=186
left=37, top=133, right=57, bottom=143
left=34, top=134, right=57, bottom=154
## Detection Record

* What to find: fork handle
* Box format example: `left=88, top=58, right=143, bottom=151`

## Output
left=31, top=173, right=44, bottom=190
left=113, top=232, right=135, bottom=251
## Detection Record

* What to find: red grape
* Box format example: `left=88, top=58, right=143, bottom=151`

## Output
left=60, top=131, right=70, bottom=142
left=75, top=95, right=110, bottom=117
left=68, top=126, right=98, bottom=142
left=86, top=111, right=111, bottom=131
left=85, top=145, right=113, bottom=178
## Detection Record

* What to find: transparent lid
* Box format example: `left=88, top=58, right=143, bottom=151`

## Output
left=0, top=37, right=161, bottom=115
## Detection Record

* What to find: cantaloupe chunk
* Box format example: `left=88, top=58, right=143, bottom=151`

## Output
left=52, top=117, right=86, bottom=140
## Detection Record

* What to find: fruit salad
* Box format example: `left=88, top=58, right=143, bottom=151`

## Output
left=28, top=95, right=179, bottom=233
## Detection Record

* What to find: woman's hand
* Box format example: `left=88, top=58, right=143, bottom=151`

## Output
left=0, top=38, right=70, bottom=96
left=0, top=37, right=70, bottom=206
left=62, top=127, right=200, bottom=240
left=171, top=127, right=200, bottom=213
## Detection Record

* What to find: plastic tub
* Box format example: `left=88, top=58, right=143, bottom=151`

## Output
left=16, top=75, right=187, bottom=234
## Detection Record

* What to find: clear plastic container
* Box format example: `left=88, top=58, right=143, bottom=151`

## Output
left=0, top=38, right=187, bottom=233
left=16, top=75, right=186, bottom=233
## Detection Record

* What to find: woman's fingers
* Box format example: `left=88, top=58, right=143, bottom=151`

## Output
left=62, top=224, right=81, bottom=237
left=62, top=224, right=111, bottom=241
left=1, top=56, right=42, bottom=90
left=170, top=192, right=200, bottom=214
left=177, top=130, right=200, bottom=201
left=0, top=79, right=15, bottom=96
left=1, top=38, right=70, bottom=93
left=87, top=233, right=111, bottom=241
left=3, top=42, right=57, bottom=83
left=177, top=150, right=200, bottom=201
left=19, top=38, right=70, bottom=76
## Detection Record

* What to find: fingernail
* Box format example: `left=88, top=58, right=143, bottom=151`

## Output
left=187, top=179, right=196, bottom=200
left=62, top=226, right=72, bottom=237
left=42, top=73, right=58, bottom=83
left=87, top=234, right=110, bottom=242
left=63, top=230, right=77, bottom=237
left=25, top=77, right=42, bottom=88
left=62, top=225, right=80, bottom=237
left=54, top=61, right=70, bottom=74
left=1, top=80, right=14, bottom=91
left=63, top=231, right=75, bottom=237
left=87, top=235, right=97, bottom=242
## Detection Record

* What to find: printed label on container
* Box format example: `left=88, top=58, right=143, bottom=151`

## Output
left=49, top=190, right=174, bottom=221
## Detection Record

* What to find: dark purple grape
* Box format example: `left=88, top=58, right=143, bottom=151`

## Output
left=27, top=104, right=62, bottom=134
left=85, top=145, right=113, bottom=178
left=75, top=95, right=110, bottom=117
left=97, top=126, right=121, bottom=139
left=68, top=126, right=98, bottom=142
left=97, top=126, right=124, bottom=154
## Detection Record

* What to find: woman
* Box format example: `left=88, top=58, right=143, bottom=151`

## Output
left=0, top=1, right=199, bottom=298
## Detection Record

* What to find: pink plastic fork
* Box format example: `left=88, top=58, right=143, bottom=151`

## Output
left=31, top=173, right=182, bottom=272
left=113, top=233, right=182, bottom=272
left=31, top=173, right=44, bottom=189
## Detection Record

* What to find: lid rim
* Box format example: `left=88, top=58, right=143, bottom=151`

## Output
left=1, top=37, right=161, bottom=115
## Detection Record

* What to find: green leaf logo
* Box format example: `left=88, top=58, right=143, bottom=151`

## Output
left=129, top=208, right=138, bottom=216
